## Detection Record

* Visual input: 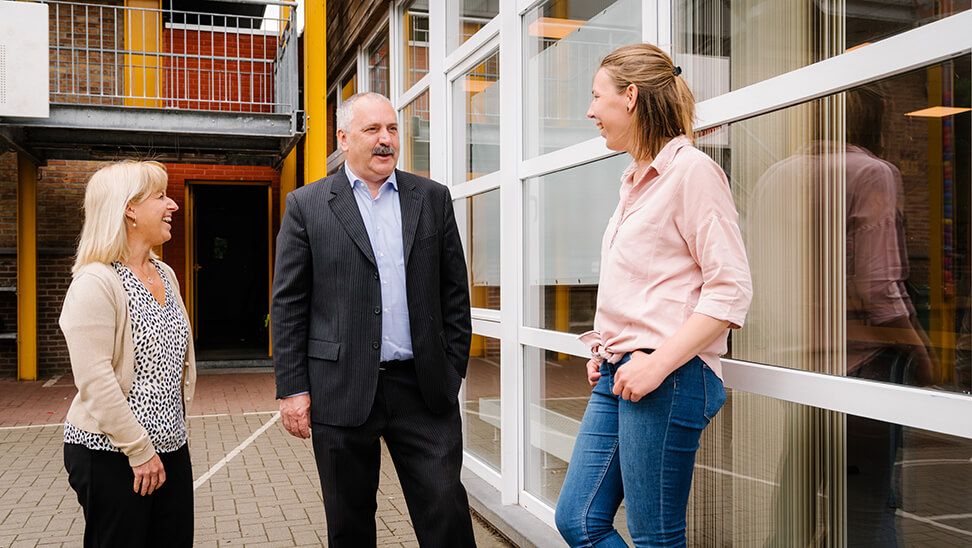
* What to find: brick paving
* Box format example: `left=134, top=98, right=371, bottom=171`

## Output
left=0, top=371, right=514, bottom=547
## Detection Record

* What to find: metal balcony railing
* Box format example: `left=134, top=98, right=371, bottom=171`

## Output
left=44, top=0, right=298, bottom=115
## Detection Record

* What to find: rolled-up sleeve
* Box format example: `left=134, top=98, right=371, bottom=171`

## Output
left=678, top=160, right=753, bottom=329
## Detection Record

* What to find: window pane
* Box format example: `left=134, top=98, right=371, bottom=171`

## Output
left=522, top=0, right=641, bottom=158
left=341, top=70, right=356, bottom=101
left=327, top=89, right=337, bottom=156
left=673, top=1, right=969, bottom=101
left=468, top=190, right=500, bottom=310
left=401, top=89, right=430, bottom=178
left=402, top=0, right=429, bottom=92
left=708, top=56, right=972, bottom=395
left=367, top=30, right=390, bottom=98
left=453, top=50, right=500, bottom=183
left=447, top=0, right=498, bottom=53
left=463, top=335, right=501, bottom=470
left=523, top=155, right=630, bottom=333
left=523, top=346, right=630, bottom=539
left=688, top=390, right=972, bottom=545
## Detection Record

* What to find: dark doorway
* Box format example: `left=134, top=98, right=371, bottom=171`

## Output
left=191, top=184, right=270, bottom=360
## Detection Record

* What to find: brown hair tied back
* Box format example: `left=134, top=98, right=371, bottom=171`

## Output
left=599, top=43, right=695, bottom=162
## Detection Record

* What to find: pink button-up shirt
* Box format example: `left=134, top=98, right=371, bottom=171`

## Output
left=579, top=136, right=752, bottom=378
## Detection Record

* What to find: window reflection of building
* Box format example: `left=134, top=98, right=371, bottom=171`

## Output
left=403, top=0, right=429, bottom=91
left=367, top=31, right=390, bottom=98
left=692, top=58, right=971, bottom=545
left=523, top=0, right=640, bottom=157
left=402, top=90, right=431, bottom=178
left=454, top=50, right=500, bottom=182
left=448, top=0, right=499, bottom=52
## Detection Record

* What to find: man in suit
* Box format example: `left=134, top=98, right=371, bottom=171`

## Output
left=271, top=92, right=476, bottom=547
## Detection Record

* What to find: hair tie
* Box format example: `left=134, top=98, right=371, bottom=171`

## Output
left=673, top=66, right=682, bottom=77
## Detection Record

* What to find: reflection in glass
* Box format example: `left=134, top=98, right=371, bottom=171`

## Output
left=453, top=50, right=500, bottom=183
left=523, top=155, right=630, bottom=333
left=402, top=0, right=429, bottom=92
left=327, top=89, right=337, bottom=156
left=688, top=390, right=972, bottom=545
left=401, top=90, right=430, bottom=178
left=367, top=30, right=390, bottom=98
left=341, top=70, right=356, bottom=101
left=447, top=0, right=498, bottom=53
left=523, top=347, right=631, bottom=540
left=463, top=335, right=501, bottom=470
left=714, top=56, right=971, bottom=396
left=522, top=0, right=640, bottom=158
left=673, top=1, right=968, bottom=101
left=468, top=190, right=500, bottom=310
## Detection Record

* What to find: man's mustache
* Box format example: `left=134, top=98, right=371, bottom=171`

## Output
left=373, top=145, right=396, bottom=155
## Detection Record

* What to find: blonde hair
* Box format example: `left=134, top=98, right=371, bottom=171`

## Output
left=73, top=161, right=168, bottom=273
left=599, top=43, right=695, bottom=161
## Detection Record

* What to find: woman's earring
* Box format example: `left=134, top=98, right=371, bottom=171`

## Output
left=132, top=213, right=136, bottom=228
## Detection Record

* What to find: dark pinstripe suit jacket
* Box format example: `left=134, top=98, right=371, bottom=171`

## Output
left=271, top=168, right=472, bottom=427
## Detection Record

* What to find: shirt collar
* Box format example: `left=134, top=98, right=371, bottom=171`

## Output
left=621, top=135, right=693, bottom=185
left=344, top=162, right=399, bottom=191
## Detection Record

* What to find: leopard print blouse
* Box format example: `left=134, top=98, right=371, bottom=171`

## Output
left=64, top=260, right=190, bottom=453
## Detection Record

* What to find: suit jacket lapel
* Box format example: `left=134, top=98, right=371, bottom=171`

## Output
left=398, top=170, right=423, bottom=265
left=328, top=169, right=377, bottom=266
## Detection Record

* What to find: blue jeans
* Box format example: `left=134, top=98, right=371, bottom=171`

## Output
left=555, top=352, right=726, bottom=547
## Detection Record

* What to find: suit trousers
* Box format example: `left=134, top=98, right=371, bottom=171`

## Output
left=63, top=443, right=193, bottom=548
left=310, top=364, right=476, bottom=547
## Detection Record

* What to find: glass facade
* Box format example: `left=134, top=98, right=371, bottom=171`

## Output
left=673, top=0, right=969, bottom=101
left=401, top=89, right=430, bottom=178
left=688, top=391, right=972, bottom=545
left=447, top=0, right=499, bottom=53
left=523, top=155, right=629, bottom=332
left=453, top=49, right=500, bottom=183
left=329, top=0, right=972, bottom=541
left=464, top=335, right=502, bottom=470
left=699, top=57, right=972, bottom=395
left=367, top=30, right=390, bottom=98
left=522, top=0, right=641, bottom=157
left=468, top=189, right=500, bottom=310
left=402, top=0, right=429, bottom=92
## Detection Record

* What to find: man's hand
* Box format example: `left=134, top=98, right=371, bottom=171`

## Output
left=612, top=351, right=668, bottom=402
left=280, top=393, right=311, bottom=438
left=132, top=453, right=165, bottom=496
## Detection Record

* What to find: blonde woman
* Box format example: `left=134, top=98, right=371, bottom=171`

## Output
left=60, top=161, right=195, bottom=547
left=554, top=44, right=752, bottom=547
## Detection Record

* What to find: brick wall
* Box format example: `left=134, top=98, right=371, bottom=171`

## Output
left=162, top=28, right=278, bottom=112
left=161, top=163, right=282, bottom=298
left=0, top=157, right=282, bottom=378
left=0, top=154, right=17, bottom=376
left=48, top=0, right=125, bottom=104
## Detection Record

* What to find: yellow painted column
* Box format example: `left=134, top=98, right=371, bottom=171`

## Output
left=124, top=0, right=162, bottom=107
left=280, top=149, right=298, bottom=217
left=17, top=154, right=38, bottom=381
left=926, top=66, right=953, bottom=381
left=555, top=285, right=569, bottom=360
left=304, top=0, right=327, bottom=182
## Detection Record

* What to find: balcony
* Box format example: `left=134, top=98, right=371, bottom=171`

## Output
left=0, top=0, right=303, bottom=167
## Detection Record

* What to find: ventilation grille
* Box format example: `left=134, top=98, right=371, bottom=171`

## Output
left=0, top=44, right=6, bottom=105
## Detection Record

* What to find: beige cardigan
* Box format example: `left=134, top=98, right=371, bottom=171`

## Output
left=59, top=260, right=197, bottom=467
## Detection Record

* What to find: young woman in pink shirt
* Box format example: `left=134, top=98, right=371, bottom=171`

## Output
left=554, top=44, right=753, bottom=547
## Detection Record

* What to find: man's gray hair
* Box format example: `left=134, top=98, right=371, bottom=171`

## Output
left=336, top=92, right=394, bottom=134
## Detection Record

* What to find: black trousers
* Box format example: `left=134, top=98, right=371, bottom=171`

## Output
left=311, top=364, right=477, bottom=547
left=64, top=443, right=193, bottom=548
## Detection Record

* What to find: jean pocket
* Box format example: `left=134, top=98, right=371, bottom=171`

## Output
left=702, top=364, right=726, bottom=422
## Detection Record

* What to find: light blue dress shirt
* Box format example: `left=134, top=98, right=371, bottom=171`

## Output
left=345, top=163, right=413, bottom=362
